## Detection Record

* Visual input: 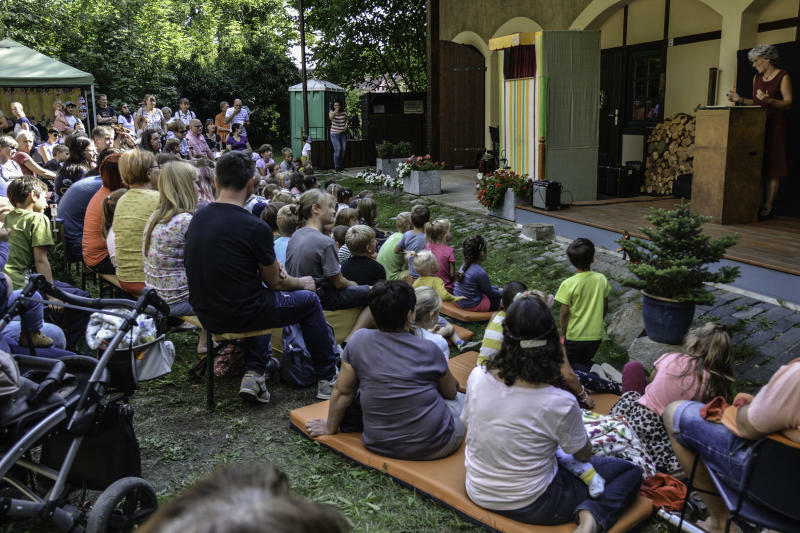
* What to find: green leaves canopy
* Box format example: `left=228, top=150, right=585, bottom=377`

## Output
left=0, top=0, right=300, bottom=144
left=303, top=0, right=427, bottom=93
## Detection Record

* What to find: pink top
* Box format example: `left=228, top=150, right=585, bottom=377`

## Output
left=748, top=359, right=800, bottom=443
left=638, top=352, right=710, bottom=416
left=186, top=130, right=211, bottom=157
left=426, top=241, right=456, bottom=292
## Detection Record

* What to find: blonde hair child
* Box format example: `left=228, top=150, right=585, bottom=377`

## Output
left=424, top=218, right=456, bottom=292
left=410, top=250, right=462, bottom=303
left=412, top=286, right=470, bottom=355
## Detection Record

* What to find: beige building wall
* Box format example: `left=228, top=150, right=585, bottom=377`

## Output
left=437, top=0, right=798, bottom=148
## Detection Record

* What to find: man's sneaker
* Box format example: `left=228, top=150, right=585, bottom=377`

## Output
left=458, top=339, right=483, bottom=353
left=317, top=377, right=336, bottom=400
left=19, top=331, right=54, bottom=348
left=239, top=371, right=270, bottom=404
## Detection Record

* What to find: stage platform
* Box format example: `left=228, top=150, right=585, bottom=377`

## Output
left=516, top=197, right=800, bottom=304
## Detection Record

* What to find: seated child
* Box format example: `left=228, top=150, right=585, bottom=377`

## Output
left=340, top=225, right=386, bottom=286
left=334, top=207, right=358, bottom=228
left=412, top=286, right=474, bottom=355
left=394, top=204, right=429, bottom=279
left=453, top=235, right=501, bottom=311
left=554, top=238, right=610, bottom=372
left=3, top=176, right=90, bottom=349
left=332, top=225, right=350, bottom=263
left=260, top=202, right=285, bottom=238
left=274, top=205, right=299, bottom=265
left=411, top=250, right=462, bottom=302
left=279, top=147, right=297, bottom=173
left=335, top=187, right=353, bottom=213
left=303, top=173, right=318, bottom=191
left=478, top=281, right=528, bottom=365
left=272, top=190, right=294, bottom=204
left=376, top=211, right=412, bottom=280
left=263, top=183, right=279, bottom=202
left=288, top=172, right=305, bottom=195
left=424, top=218, right=455, bottom=292
left=356, top=197, right=386, bottom=240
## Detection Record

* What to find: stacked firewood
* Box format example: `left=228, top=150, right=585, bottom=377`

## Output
left=644, top=113, right=695, bottom=195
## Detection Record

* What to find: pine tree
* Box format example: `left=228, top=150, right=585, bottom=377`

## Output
left=616, top=203, right=739, bottom=305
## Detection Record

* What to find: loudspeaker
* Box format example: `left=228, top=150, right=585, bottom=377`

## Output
left=532, top=180, right=562, bottom=210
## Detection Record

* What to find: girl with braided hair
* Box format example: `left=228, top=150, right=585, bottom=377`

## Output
left=461, top=294, right=642, bottom=531
left=454, top=235, right=501, bottom=311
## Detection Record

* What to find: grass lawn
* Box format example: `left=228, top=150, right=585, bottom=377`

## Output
left=14, top=176, right=669, bottom=532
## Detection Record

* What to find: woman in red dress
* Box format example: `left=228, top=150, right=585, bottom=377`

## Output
left=728, top=44, right=793, bottom=219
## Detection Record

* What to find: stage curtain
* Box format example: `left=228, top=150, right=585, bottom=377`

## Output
left=504, top=45, right=536, bottom=79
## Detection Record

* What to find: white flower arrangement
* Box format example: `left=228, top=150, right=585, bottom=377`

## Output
left=396, top=161, right=412, bottom=179
left=356, top=168, right=403, bottom=190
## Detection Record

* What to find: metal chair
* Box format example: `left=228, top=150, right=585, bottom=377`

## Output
left=679, top=435, right=800, bottom=532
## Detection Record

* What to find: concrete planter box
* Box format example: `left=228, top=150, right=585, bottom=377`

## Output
left=488, top=188, right=518, bottom=221
left=376, top=157, right=408, bottom=179
left=403, top=170, right=441, bottom=195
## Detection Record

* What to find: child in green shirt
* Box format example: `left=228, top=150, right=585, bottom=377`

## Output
left=376, top=211, right=412, bottom=280
left=3, top=176, right=90, bottom=349
left=554, top=238, right=610, bottom=371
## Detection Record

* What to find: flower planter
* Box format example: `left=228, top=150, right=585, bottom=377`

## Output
left=403, top=170, right=441, bottom=195
left=641, top=291, right=695, bottom=345
left=376, top=157, right=409, bottom=179
left=488, top=188, right=517, bottom=221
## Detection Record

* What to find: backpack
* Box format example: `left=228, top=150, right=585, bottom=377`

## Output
left=280, top=322, right=338, bottom=387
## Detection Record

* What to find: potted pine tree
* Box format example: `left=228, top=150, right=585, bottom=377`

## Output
left=616, top=203, right=740, bottom=344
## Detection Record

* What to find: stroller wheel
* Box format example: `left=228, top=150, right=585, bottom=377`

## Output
left=86, top=477, right=158, bottom=533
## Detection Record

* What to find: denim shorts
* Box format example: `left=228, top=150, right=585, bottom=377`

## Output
left=672, top=400, right=756, bottom=486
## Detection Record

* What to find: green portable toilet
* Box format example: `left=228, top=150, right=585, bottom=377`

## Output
left=289, top=79, right=346, bottom=158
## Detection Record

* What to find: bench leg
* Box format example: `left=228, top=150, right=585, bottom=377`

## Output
left=206, top=329, right=214, bottom=410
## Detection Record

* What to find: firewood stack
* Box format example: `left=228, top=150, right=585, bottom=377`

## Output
left=644, top=113, right=696, bottom=195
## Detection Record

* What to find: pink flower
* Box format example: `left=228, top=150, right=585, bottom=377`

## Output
left=424, top=154, right=431, bottom=160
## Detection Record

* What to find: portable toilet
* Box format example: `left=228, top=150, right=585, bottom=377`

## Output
left=289, top=79, right=346, bottom=158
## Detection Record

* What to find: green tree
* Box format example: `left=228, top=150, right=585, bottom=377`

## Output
left=0, top=0, right=300, bottom=145
left=303, top=0, right=427, bottom=92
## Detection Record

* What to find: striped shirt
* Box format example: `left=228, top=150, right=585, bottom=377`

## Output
left=330, top=112, right=348, bottom=134
left=477, top=310, right=506, bottom=365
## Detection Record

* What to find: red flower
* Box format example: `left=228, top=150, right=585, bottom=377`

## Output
left=424, top=154, right=431, bottom=160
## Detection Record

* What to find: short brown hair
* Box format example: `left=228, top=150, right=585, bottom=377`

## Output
left=119, top=149, right=156, bottom=187
left=410, top=204, right=430, bottom=228
left=345, top=225, right=376, bottom=256
left=276, top=205, right=300, bottom=236
left=7, top=176, right=47, bottom=207
left=334, top=208, right=358, bottom=227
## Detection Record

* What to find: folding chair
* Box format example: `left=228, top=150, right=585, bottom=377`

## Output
left=679, top=435, right=800, bottom=532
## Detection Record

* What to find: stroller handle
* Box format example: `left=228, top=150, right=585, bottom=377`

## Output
left=23, top=275, right=170, bottom=317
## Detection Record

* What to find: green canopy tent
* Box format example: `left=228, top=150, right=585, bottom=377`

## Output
left=0, top=38, right=97, bottom=130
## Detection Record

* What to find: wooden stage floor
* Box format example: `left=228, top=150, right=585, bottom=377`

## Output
left=519, top=197, right=800, bottom=276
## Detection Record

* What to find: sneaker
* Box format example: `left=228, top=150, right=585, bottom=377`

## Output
left=600, top=363, right=623, bottom=384
left=458, top=340, right=483, bottom=353
left=239, top=371, right=270, bottom=404
left=590, top=364, right=609, bottom=380
left=19, top=331, right=54, bottom=348
left=317, top=376, right=336, bottom=400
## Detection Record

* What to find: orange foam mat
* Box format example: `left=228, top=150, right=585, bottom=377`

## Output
left=290, top=354, right=652, bottom=533
left=290, top=402, right=651, bottom=532
left=440, top=301, right=494, bottom=322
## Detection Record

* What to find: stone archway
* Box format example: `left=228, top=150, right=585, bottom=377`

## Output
left=569, top=0, right=730, bottom=30
left=492, top=16, right=543, bottom=38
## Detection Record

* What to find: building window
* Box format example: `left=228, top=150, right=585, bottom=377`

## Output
left=503, top=45, right=536, bottom=79
left=628, top=48, right=665, bottom=123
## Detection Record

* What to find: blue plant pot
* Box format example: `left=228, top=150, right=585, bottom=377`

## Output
left=641, top=291, right=695, bottom=345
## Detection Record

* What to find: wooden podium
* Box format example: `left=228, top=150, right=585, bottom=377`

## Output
left=692, top=106, right=766, bottom=224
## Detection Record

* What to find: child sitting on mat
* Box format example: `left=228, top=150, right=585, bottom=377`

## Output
left=377, top=212, right=412, bottom=281
left=274, top=205, right=299, bottom=265
left=341, top=225, right=386, bottom=286
left=394, top=204, right=430, bottom=280
left=411, top=250, right=462, bottom=302
left=424, top=218, right=456, bottom=293
left=454, top=235, right=501, bottom=312
left=412, top=286, right=476, bottom=354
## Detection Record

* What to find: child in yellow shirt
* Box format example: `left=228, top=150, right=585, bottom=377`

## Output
left=411, top=250, right=463, bottom=302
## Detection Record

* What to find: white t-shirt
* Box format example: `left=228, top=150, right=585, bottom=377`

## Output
left=175, top=109, right=196, bottom=126
left=415, top=327, right=449, bottom=362
left=302, top=142, right=311, bottom=157
left=106, top=228, right=117, bottom=267
left=225, top=106, right=250, bottom=134
left=461, top=367, right=588, bottom=511
left=118, top=114, right=135, bottom=132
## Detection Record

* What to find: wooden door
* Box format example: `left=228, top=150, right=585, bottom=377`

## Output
left=436, top=41, right=485, bottom=166
left=599, top=48, right=625, bottom=166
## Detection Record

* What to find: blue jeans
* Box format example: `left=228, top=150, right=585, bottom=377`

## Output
left=330, top=132, right=347, bottom=169
left=318, top=285, right=370, bottom=311
left=672, top=401, right=755, bottom=487
left=234, top=289, right=337, bottom=379
left=495, top=457, right=642, bottom=530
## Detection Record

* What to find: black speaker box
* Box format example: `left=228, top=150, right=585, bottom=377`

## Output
left=532, top=181, right=562, bottom=210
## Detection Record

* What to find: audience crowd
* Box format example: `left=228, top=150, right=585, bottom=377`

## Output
left=1, top=93, right=797, bottom=533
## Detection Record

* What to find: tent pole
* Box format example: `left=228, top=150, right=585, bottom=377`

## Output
left=90, top=84, right=97, bottom=131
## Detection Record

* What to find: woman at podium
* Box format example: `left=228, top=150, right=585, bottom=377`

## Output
left=727, top=44, right=793, bottom=219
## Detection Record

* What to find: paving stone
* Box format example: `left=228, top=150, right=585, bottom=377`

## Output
left=743, top=328, right=778, bottom=346
left=712, top=291, right=741, bottom=305
left=757, top=341, right=791, bottom=358
left=759, top=305, right=795, bottom=322
left=771, top=318, right=800, bottom=334
left=734, top=296, right=760, bottom=307
left=774, top=327, right=800, bottom=348
left=731, top=306, right=765, bottom=320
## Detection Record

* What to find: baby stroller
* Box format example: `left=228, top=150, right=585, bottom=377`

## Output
left=0, top=274, right=170, bottom=532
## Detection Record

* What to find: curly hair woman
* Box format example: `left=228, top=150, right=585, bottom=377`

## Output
left=461, top=295, right=642, bottom=532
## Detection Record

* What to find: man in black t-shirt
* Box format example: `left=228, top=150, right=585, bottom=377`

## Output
left=95, top=94, right=116, bottom=126
left=185, top=151, right=338, bottom=404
